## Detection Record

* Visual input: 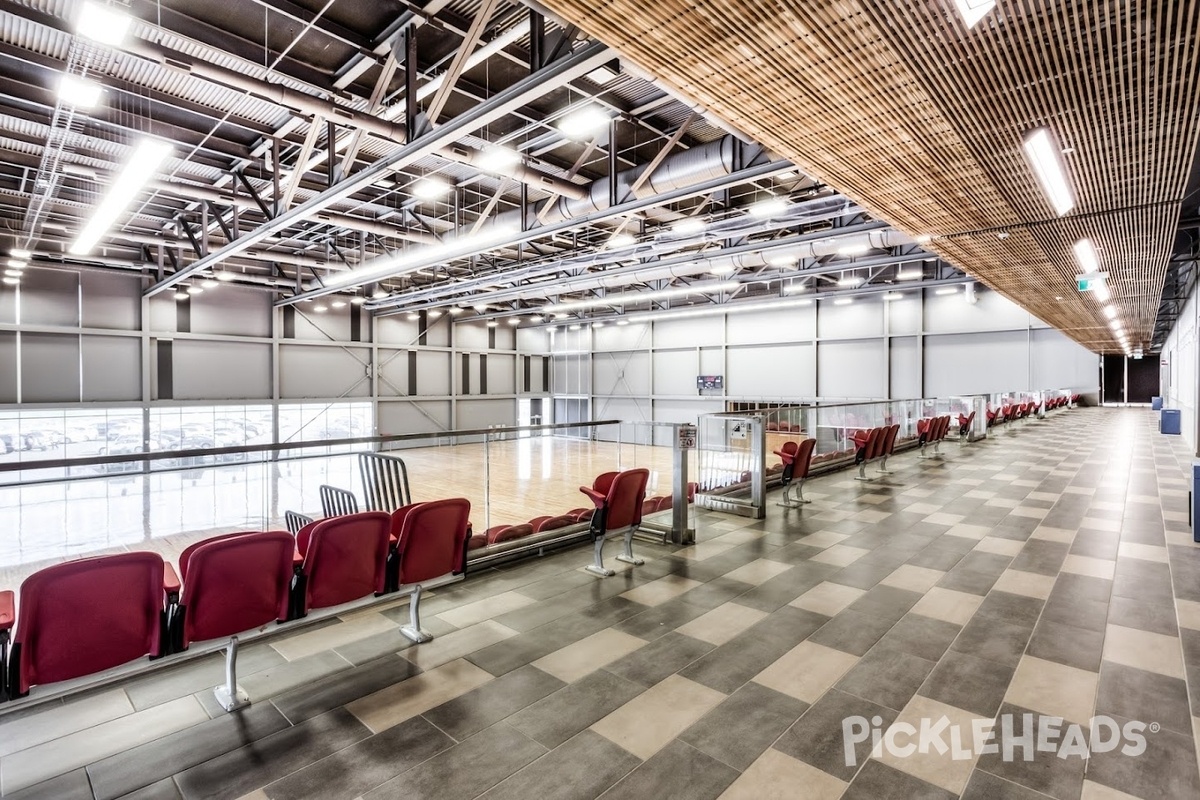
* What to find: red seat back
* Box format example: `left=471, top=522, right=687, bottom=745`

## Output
left=303, top=511, right=392, bottom=611
left=596, top=468, right=650, bottom=533
left=488, top=522, right=532, bottom=545
left=656, top=495, right=673, bottom=511
left=641, top=498, right=659, bottom=516
left=13, top=552, right=165, bottom=695
left=534, top=514, right=574, bottom=533
left=593, top=471, right=618, bottom=495
left=794, top=438, right=817, bottom=479
left=866, top=427, right=885, bottom=459
left=179, top=531, right=294, bottom=647
left=775, top=441, right=799, bottom=464
left=395, top=497, right=471, bottom=585
left=882, top=424, right=899, bottom=456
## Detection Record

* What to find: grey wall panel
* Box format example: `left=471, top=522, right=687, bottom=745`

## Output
left=924, top=286, right=1030, bottom=334
left=594, top=396, right=650, bottom=424
left=487, top=353, right=515, bottom=394
left=415, top=350, right=451, bottom=395
left=652, top=397, right=723, bottom=424
left=21, top=332, right=80, bottom=402
left=424, top=316, right=450, bottom=347
left=378, top=399, right=451, bottom=435
left=728, top=306, right=815, bottom=345
left=376, top=315, right=419, bottom=346
left=728, top=343, right=815, bottom=397
left=592, top=350, right=651, bottom=396
left=0, top=284, right=15, bottom=325
left=21, top=270, right=79, bottom=327
left=81, top=336, right=140, bottom=401
left=279, top=345, right=370, bottom=398
left=653, top=349, right=699, bottom=394
left=818, top=298, right=884, bottom=339
left=517, top=326, right=552, bottom=353
left=551, top=354, right=590, bottom=395
left=171, top=340, right=271, bottom=400
left=924, top=331, right=1028, bottom=396
left=290, top=305, right=349, bottom=342
left=377, top=349, right=410, bottom=397
left=0, top=331, right=15, bottom=402
left=1030, top=328, right=1099, bottom=391
left=655, top=317, right=724, bottom=348
left=456, top=323, right=489, bottom=350
left=191, top=288, right=272, bottom=337
left=889, top=336, right=922, bottom=399
left=594, top=321, right=650, bottom=351
left=817, top=339, right=886, bottom=398
left=81, top=272, right=141, bottom=330
left=887, top=295, right=922, bottom=334
left=456, top=398, right=516, bottom=429
left=148, top=295, right=176, bottom=332
left=491, top=325, right=515, bottom=351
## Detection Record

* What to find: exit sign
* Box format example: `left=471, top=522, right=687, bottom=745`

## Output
left=1076, top=272, right=1109, bottom=292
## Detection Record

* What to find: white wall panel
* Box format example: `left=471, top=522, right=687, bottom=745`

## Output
left=924, top=286, right=1030, bottom=334
left=818, top=339, right=886, bottom=398
left=699, top=347, right=724, bottom=376
left=279, top=345, right=369, bottom=398
left=376, top=315, right=419, bottom=345
left=653, top=349, right=700, bottom=394
left=593, top=350, right=650, bottom=396
left=924, top=331, right=1028, bottom=396
left=594, top=396, right=651, bottom=424
left=22, top=332, right=79, bottom=402
left=887, top=295, right=922, bottom=334
left=594, top=321, right=650, bottom=351
left=517, top=327, right=552, bottom=353
left=654, top=317, right=724, bottom=348
left=456, top=398, right=516, bottom=428
left=82, top=336, right=140, bottom=401
left=889, top=336, right=922, bottom=398
left=81, top=273, right=140, bottom=330
left=1030, top=329, right=1099, bottom=391
left=377, top=349, right=409, bottom=397
left=652, top=398, right=723, bottom=424
left=149, top=296, right=176, bottom=332
left=486, top=353, right=515, bottom=394
left=192, top=289, right=272, bottom=337
left=416, top=350, right=451, bottom=395
left=818, top=298, right=884, bottom=339
left=172, top=340, right=270, bottom=400
left=291, top=305, right=349, bottom=342
left=728, top=343, right=815, bottom=397
left=551, top=354, right=590, bottom=395
left=456, top=323, right=489, bottom=350
left=378, top=400, right=451, bottom=434
left=727, top=306, right=815, bottom=344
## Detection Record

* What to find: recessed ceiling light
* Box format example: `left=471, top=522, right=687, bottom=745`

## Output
left=428, top=309, right=442, bottom=318
left=58, top=74, right=102, bottom=109
left=832, top=297, right=853, bottom=306
left=1103, top=305, right=1117, bottom=319
left=1023, top=127, right=1076, bottom=216
left=8, top=259, right=26, bottom=269
left=216, top=271, right=234, bottom=281
left=592, top=321, right=605, bottom=328
left=476, top=146, right=520, bottom=173
left=508, top=317, right=520, bottom=325
left=585, top=64, right=619, bottom=84
left=3, top=269, right=22, bottom=278
left=883, top=292, right=904, bottom=301
left=77, top=1, right=132, bottom=47
left=935, top=286, right=960, bottom=295
left=407, top=312, right=419, bottom=320
left=1073, top=239, right=1100, bottom=274
left=201, top=279, right=218, bottom=289
left=10, top=249, right=31, bottom=259
left=2, top=276, right=20, bottom=286
left=173, top=290, right=188, bottom=300
left=568, top=323, right=582, bottom=330
left=313, top=304, right=328, bottom=313
left=1094, top=283, right=1111, bottom=302
left=473, top=303, right=489, bottom=312
left=749, top=197, right=788, bottom=218
left=487, top=321, right=499, bottom=327
left=411, top=177, right=450, bottom=200
left=187, top=285, right=203, bottom=295
left=331, top=300, right=346, bottom=308
left=557, top=106, right=611, bottom=139
left=838, top=276, right=864, bottom=288
left=616, top=319, right=630, bottom=326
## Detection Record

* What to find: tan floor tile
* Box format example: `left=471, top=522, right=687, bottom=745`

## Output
left=271, top=611, right=397, bottom=661
left=719, top=748, right=847, bottom=799
left=1, top=695, right=208, bottom=794
left=532, top=628, right=647, bottom=683
left=753, top=641, right=859, bottom=703
left=401, top=620, right=519, bottom=670
left=1092, top=501, right=1125, bottom=512
left=798, top=531, right=850, bottom=550
left=985, top=497, right=1020, bottom=509
left=1177, top=599, right=1200, bottom=632
left=724, top=558, right=794, bottom=587
left=945, top=523, right=991, bottom=541
left=974, top=537, right=1024, bottom=557
left=620, top=574, right=702, bottom=606
left=714, top=528, right=767, bottom=545
left=1163, top=509, right=1191, bottom=523
left=1061, top=554, right=1115, bottom=580
left=810, top=544, right=870, bottom=568
left=992, top=569, right=1056, bottom=600
left=1031, top=526, right=1076, bottom=543
left=791, top=582, right=866, bottom=617
left=875, top=695, right=979, bottom=795
left=347, top=658, right=494, bottom=733
left=910, top=587, right=983, bottom=626
left=906, top=502, right=942, bottom=515
left=853, top=509, right=892, bottom=524
left=1010, top=506, right=1049, bottom=519
left=964, top=490, right=997, bottom=500
left=1064, top=486, right=1095, bottom=495
left=1005, top=655, right=1098, bottom=725
left=677, top=603, right=769, bottom=646
left=1103, top=624, right=1185, bottom=679
left=438, top=590, right=536, bottom=629
left=0, top=689, right=133, bottom=758
left=1028, top=491, right=1061, bottom=502
left=881, top=564, right=945, bottom=593
left=235, top=791, right=269, bottom=800
left=592, top=674, right=725, bottom=759
left=1080, top=779, right=1145, bottom=799
left=859, top=493, right=892, bottom=505
left=1082, top=517, right=1121, bottom=532
left=1117, top=542, right=1169, bottom=564
left=923, top=512, right=965, bottom=526
left=813, top=509, right=851, bottom=522
left=674, top=541, right=737, bottom=562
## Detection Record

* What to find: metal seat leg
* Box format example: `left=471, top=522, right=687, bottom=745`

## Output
left=214, top=635, right=250, bottom=712
left=585, top=537, right=615, bottom=577
left=615, top=527, right=644, bottom=566
left=400, top=584, right=434, bottom=643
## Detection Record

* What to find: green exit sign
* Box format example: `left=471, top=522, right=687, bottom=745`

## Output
left=1076, top=272, right=1109, bottom=292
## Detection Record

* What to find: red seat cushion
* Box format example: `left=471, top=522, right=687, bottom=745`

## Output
left=395, top=498, right=471, bottom=584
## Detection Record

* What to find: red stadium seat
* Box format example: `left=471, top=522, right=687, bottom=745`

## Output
left=567, top=507, right=594, bottom=523
left=392, top=498, right=470, bottom=643
left=533, top=514, right=575, bottom=533
left=488, top=523, right=533, bottom=545
left=294, top=511, right=392, bottom=618
left=957, top=411, right=976, bottom=441
left=579, top=468, right=650, bottom=577
left=641, top=498, right=660, bottom=517
left=775, top=438, right=816, bottom=506
left=6, top=553, right=169, bottom=698
left=174, top=530, right=294, bottom=711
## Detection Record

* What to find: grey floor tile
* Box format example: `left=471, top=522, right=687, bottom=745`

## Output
left=1095, top=661, right=1193, bottom=737
left=961, top=769, right=1062, bottom=800
left=362, top=722, right=547, bottom=800
left=876, top=613, right=962, bottom=662
left=974, top=703, right=1085, bottom=800
left=808, top=609, right=897, bottom=656
left=262, top=715, right=454, bottom=800
left=1, top=769, right=93, bottom=800
left=679, top=682, right=809, bottom=771
left=906, top=544, right=969, bottom=572
left=271, top=654, right=420, bottom=725
left=604, top=632, right=714, bottom=687
left=936, top=566, right=1002, bottom=596
left=123, top=645, right=286, bottom=711
left=609, top=598, right=712, bottom=641
left=88, top=702, right=292, bottom=800
left=1008, top=539, right=1069, bottom=576
left=772, top=689, right=897, bottom=782
left=175, top=708, right=370, bottom=800
left=1026, top=618, right=1104, bottom=672
left=919, top=651, right=1016, bottom=718
left=478, top=730, right=640, bottom=800
left=422, top=664, right=565, bottom=741
left=506, top=669, right=646, bottom=749
left=835, top=645, right=936, bottom=711
left=951, top=615, right=1033, bottom=667
left=728, top=565, right=832, bottom=612
left=823, top=559, right=898, bottom=590
left=1112, top=559, right=1175, bottom=607
left=1108, top=594, right=1179, bottom=636
left=598, top=739, right=737, bottom=800
left=842, top=759, right=957, bottom=800
left=116, top=778, right=183, bottom=800
left=974, top=591, right=1045, bottom=629
left=1086, top=712, right=1200, bottom=799
left=845, top=584, right=923, bottom=623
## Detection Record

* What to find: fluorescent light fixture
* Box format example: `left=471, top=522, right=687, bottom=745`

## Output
left=545, top=280, right=739, bottom=313
left=2, top=277, right=20, bottom=286
left=313, top=304, right=328, bottom=313
left=69, top=138, right=172, bottom=255
left=749, top=197, right=788, bottom=218
left=351, top=296, right=367, bottom=305
left=428, top=309, right=442, bottom=318
left=553, top=313, right=568, bottom=320
left=1073, top=239, right=1099, bottom=274
left=776, top=170, right=798, bottom=180
left=1094, top=283, right=1111, bottom=302
left=331, top=300, right=346, bottom=309
left=953, top=0, right=996, bottom=28
left=486, top=321, right=499, bottom=328
left=1109, top=319, right=1122, bottom=330
left=671, top=217, right=706, bottom=236
left=585, top=65, right=619, bottom=84
left=507, top=317, right=520, bottom=325
left=837, top=276, right=864, bottom=288
left=448, top=306, right=464, bottom=315
left=838, top=242, right=871, bottom=256
left=322, top=225, right=517, bottom=292
left=935, top=287, right=960, bottom=295
left=767, top=254, right=797, bottom=267
left=406, top=312, right=419, bottom=320
left=832, top=297, right=854, bottom=306
left=896, top=270, right=923, bottom=280
left=1103, top=305, right=1117, bottom=319
left=591, top=321, right=605, bottom=328
left=1023, top=127, right=1075, bottom=216
left=77, top=1, right=132, bottom=47
left=3, top=270, right=22, bottom=278
left=216, top=271, right=234, bottom=281
left=616, top=319, right=630, bottom=325
left=883, top=292, right=904, bottom=301
left=616, top=295, right=820, bottom=325
left=476, top=146, right=520, bottom=173
left=8, top=259, right=26, bottom=269
left=58, top=74, right=102, bottom=108
left=915, top=234, right=932, bottom=244
left=557, top=106, right=610, bottom=139
left=411, top=176, right=450, bottom=200
left=568, top=323, right=582, bottom=331
left=10, top=249, right=30, bottom=259
left=606, top=233, right=636, bottom=249
left=709, top=265, right=736, bottom=277
left=782, top=282, right=808, bottom=294
left=201, top=279, right=218, bottom=289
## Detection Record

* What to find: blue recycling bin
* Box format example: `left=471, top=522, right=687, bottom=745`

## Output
left=1152, top=396, right=1164, bottom=410
left=1161, top=408, right=1181, bottom=435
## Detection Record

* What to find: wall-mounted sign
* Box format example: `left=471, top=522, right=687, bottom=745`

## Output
left=677, top=423, right=697, bottom=450
left=696, top=375, right=724, bottom=390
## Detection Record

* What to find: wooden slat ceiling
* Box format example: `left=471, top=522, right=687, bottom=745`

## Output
left=534, top=0, right=1200, bottom=352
